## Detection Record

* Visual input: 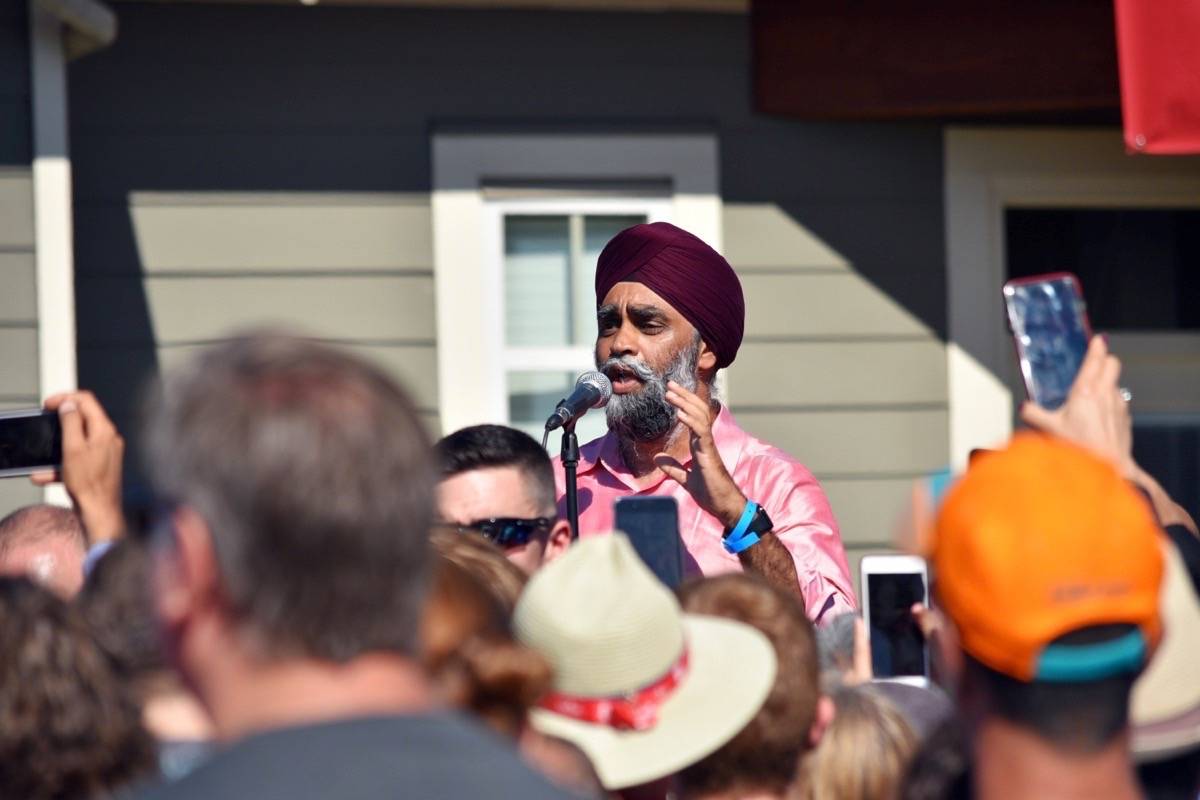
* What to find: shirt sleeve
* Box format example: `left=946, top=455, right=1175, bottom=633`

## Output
left=748, top=455, right=858, bottom=623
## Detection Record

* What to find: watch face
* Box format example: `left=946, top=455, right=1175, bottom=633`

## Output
left=750, top=507, right=773, bottom=534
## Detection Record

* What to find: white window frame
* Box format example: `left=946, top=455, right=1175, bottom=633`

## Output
left=486, top=197, right=672, bottom=426
left=945, top=128, right=1200, bottom=468
left=432, top=133, right=721, bottom=433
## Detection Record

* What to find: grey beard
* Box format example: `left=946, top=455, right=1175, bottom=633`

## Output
left=602, top=340, right=701, bottom=443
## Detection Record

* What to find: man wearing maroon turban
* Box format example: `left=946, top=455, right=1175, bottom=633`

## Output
left=553, top=222, right=855, bottom=621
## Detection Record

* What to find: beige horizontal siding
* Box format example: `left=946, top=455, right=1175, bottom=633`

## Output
left=723, top=203, right=850, bottom=270
left=821, top=477, right=918, bottom=548
left=0, top=171, right=34, bottom=248
left=732, top=408, right=948, bottom=477
left=0, top=253, right=36, bottom=323
left=724, top=202, right=948, bottom=564
left=120, top=192, right=433, bottom=272
left=78, top=274, right=436, bottom=346
left=729, top=340, right=947, bottom=407
left=80, top=342, right=440, bottom=439
left=0, top=326, right=38, bottom=401
left=74, top=192, right=444, bottom=450
left=740, top=273, right=936, bottom=339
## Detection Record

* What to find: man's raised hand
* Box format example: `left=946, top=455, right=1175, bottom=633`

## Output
left=652, top=380, right=746, bottom=528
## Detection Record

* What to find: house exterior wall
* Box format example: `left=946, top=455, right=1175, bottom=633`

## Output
left=67, top=4, right=948, bottom=582
left=0, top=1, right=44, bottom=513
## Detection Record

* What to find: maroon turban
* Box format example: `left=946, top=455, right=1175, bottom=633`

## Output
left=594, top=222, right=745, bottom=369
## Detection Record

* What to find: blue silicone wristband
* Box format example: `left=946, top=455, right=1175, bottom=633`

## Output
left=724, top=530, right=760, bottom=555
left=723, top=500, right=761, bottom=554
left=726, top=500, right=759, bottom=541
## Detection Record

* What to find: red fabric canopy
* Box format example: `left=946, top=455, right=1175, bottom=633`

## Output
left=1114, top=0, right=1200, bottom=155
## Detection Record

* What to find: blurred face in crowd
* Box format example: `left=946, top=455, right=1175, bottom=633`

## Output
left=595, top=282, right=717, bottom=443
left=437, top=467, right=569, bottom=574
left=144, top=334, right=436, bottom=688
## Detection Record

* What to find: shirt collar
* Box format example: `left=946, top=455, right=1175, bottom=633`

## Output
left=578, top=404, right=749, bottom=491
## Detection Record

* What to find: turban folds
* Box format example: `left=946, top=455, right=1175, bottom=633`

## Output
left=594, top=222, right=745, bottom=369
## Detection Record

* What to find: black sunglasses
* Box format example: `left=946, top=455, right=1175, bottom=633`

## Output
left=450, top=517, right=553, bottom=548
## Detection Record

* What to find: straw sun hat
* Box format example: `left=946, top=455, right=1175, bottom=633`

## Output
left=513, top=533, right=776, bottom=790
left=1132, top=540, right=1200, bottom=760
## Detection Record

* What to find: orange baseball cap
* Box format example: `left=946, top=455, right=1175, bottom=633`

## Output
left=933, top=433, right=1163, bottom=682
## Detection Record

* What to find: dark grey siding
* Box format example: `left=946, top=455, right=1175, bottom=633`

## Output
left=69, top=4, right=947, bottom=578
left=0, top=1, right=41, bottom=515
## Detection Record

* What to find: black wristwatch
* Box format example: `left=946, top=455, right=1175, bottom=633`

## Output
left=722, top=502, right=774, bottom=554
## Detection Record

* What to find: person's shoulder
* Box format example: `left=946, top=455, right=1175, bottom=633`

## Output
left=130, top=715, right=576, bottom=800
left=409, top=714, right=578, bottom=797
left=739, top=436, right=819, bottom=484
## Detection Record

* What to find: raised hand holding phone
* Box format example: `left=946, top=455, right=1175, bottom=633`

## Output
left=1019, top=336, right=1134, bottom=475
left=31, top=391, right=126, bottom=545
left=1020, top=336, right=1196, bottom=534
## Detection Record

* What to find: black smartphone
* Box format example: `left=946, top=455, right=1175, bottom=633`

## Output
left=0, top=409, right=62, bottom=478
left=614, top=496, right=683, bottom=588
left=1003, top=272, right=1092, bottom=411
left=860, top=555, right=929, bottom=686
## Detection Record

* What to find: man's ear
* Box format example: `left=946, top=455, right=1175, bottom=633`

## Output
left=154, top=506, right=223, bottom=628
left=543, top=520, right=572, bottom=564
left=809, top=694, right=836, bottom=748
left=697, top=337, right=718, bottom=375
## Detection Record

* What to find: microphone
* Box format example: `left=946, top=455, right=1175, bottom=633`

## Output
left=544, top=371, right=612, bottom=432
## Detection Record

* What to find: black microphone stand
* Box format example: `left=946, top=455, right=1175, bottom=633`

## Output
left=559, top=418, right=581, bottom=542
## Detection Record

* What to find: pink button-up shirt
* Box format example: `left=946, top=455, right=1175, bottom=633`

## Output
left=554, top=405, right=856, bottom=623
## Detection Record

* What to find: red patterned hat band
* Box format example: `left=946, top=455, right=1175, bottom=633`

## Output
left=537, top=647, right=690, bottom=732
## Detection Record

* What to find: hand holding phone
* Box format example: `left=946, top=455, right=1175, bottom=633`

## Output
left=860, top=555, right=930, bottom=687
left=1019, top=335, right=1135, bottom=478
left=32, top=392, right=126, bottom=545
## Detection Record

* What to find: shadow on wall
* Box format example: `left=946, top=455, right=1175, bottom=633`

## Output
left=72, top=188, right=159, bottom=491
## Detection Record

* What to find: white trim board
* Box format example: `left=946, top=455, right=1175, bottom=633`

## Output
left=30, top=2, right=79, bottom=507
left=944, top=128, right=1200, bottom=468
left=431, top=133, right=721, bottom=434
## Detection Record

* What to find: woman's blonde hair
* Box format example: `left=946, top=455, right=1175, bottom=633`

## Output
left=793, top=684, right=918, bottom=800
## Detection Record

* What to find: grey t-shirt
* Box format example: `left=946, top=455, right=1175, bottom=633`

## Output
left=132, top=713, right=581, bottom=800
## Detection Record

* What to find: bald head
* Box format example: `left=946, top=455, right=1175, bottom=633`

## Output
left=0, top=505, right=87, bottom=597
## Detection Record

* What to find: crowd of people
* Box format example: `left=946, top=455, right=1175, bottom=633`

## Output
left=0, top=221, right=1196, bottom=799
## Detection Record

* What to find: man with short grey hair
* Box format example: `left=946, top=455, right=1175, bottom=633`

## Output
left=134, top=331, right=571, bottom=800
left=0, top=504, right=87, bottom=597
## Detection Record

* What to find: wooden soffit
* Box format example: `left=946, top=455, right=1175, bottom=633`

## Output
left=753, top=0, right=1123, bottom=122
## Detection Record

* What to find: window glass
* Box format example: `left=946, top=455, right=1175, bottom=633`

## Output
left=507, top=370, right=609, bottom=446
left=1006, top=208, right=1200, bottom=330
left=504, top=216, right=571, bottom=347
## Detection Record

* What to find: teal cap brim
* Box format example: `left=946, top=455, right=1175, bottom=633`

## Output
left=1035, top=629, right=1147, bottom=682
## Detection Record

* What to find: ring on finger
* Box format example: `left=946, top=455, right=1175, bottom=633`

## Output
left=1119, top=387, right=1133, bottom=403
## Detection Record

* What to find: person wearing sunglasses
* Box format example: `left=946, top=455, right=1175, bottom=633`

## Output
left=435, top=425, right=571, bottom=574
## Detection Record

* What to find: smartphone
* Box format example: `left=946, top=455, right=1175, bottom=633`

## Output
left=860, top=554, right=929, bottom=687
left=614, top=496, right=683, bottom=588
left=0, top=409, right=62, bottom=478
left=1003, top=272, right=1092, bottom=411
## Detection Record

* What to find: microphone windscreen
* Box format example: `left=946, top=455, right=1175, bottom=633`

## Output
left=576, top=371, right=612, bottom=407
